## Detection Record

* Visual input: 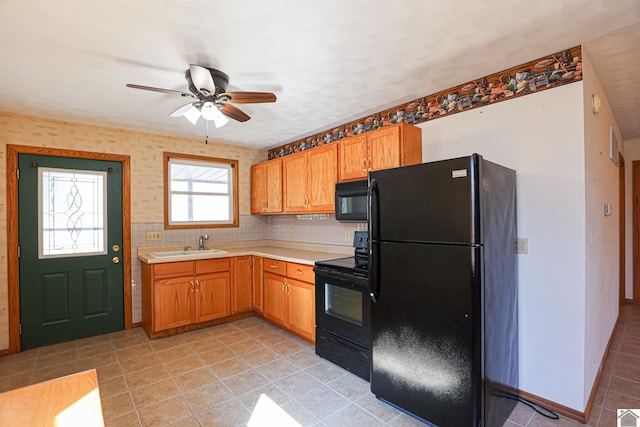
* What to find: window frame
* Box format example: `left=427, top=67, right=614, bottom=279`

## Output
left=163, top=152, right=239, bottom=229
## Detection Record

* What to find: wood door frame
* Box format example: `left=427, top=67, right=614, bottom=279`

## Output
left=6, top=145, right=132, bottom=354
left=631, top=160, right=640, bottom=305
left=619, top=154, right=625, bottom=308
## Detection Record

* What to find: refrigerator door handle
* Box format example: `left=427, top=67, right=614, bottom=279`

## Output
left=368, top=177, right=379, bottom=242
left=368, top=178, right=380, bottom=302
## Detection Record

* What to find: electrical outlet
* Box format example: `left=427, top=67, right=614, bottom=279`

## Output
left=515, top=238, right=528, bottom=254
left=345, top=231, right=351, bottom=241
left=289, top=228, right=294, bottom=238
left=146, top=231, right=162, bottom=241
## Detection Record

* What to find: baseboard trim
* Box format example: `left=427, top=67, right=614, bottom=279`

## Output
left=518, top=313, right=620, bottom=424
left=583, top=317, right=620, bottom=422
left=517, top=389, right=586, bottom=423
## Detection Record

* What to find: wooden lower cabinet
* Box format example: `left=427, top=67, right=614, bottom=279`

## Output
left=141, top=255, right=314, bottom=342
left=142, top=258, right=233, bottom=337
left=196, top=272, right=231, bottom=322
left=153, top=275, right=194, bottom=331
left=262, top=258, right=316, bottom=342
left=252, top=256, right=264, bottom=313
left=232, top=256, right=253, bottom=313
left=285, top=278, right=315, bottom=341
left=264, top=271, right=287, bottom=326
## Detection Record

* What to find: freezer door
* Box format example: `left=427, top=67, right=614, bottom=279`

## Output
left=370, top=242, right=482, bottom=426
left=369, top=156, right=480, bottom=245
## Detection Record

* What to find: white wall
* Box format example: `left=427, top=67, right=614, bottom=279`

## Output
left=417, top=83, right=587, bottom=410
left=581, top=47, right=621, bottom=405
left=624, top=137, right=640, bottom=300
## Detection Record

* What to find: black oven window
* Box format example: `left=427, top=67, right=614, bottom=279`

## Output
left=324, top=283, right=363, bottom=326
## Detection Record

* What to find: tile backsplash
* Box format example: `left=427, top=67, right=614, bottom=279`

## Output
left=130, top=214, right=367, bottom=323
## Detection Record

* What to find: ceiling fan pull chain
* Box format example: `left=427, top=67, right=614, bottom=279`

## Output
left=205, top=120, right=209, bottom=144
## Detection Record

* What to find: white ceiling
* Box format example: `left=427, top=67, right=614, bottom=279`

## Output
left=0, top=0, right=638, bottom=150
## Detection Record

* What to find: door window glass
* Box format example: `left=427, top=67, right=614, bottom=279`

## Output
left=38, top=168, right=107, bottom=258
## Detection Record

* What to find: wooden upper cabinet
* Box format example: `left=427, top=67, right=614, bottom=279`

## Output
left=307, top=144, right=338, bottom=212
left=338, top=122, right=423, bottom=181
left=282, top=152, right=308, bottom=212
left=283, top=143, right=337, bottom=213
left=250, top=158, right=282, bottom=214
left=339, top=135, right=368, bottom=181
left=368, top=125, right=401, bottom=171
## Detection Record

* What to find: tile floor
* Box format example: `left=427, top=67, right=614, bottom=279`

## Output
left=0, top=304, right=638, bottom=426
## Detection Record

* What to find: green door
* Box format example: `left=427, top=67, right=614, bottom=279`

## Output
left=18, top=154, right=124, bottom=350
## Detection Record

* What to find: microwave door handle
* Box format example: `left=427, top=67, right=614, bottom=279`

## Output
left=368, top=178, right=380, bottom=302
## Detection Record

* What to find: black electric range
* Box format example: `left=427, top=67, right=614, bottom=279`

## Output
left=314, top=232, right=371, bottom=380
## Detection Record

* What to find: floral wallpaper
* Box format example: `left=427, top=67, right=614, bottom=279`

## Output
left=268, top=46, right=582, bottom=160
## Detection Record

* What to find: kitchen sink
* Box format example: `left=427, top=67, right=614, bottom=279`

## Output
left=149, top=248, right=228, bottom=258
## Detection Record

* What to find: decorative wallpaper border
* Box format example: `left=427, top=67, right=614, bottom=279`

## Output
left=268, top=46, right=582, bottom=160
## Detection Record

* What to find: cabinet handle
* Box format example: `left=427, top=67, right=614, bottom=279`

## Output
left=190, top=280, right=195, bottom=292
left=362, top=158, right=367, bottom=171
left=285, top=283, right=289, bottom=295
left=195, top=280, right=200, bottom=291
left=368, top=157, right=372, bottom=170
left=270, top=264, right=278, bottom=269
left=282, top=282, right=286, bottom=293
left=296, top=269, right=304, bottom=275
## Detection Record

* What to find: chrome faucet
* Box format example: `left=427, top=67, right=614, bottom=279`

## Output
left=198, top=234, right=209, bottom=250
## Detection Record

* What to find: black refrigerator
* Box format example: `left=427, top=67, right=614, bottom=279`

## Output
left=368, top=154, right=518, bottom=427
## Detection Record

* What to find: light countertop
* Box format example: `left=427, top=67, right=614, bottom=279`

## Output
left=137, top=244, right=349, bottom=265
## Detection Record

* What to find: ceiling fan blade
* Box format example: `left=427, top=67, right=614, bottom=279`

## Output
left=219, top=102, right=251, bottom=122
left=126, top=84, right=194, bottom=98
left=189, top=64, right=216, bottom=96
left=221, top=92, right=277, bottom=104
left=169, top=102, right=197, bottom=117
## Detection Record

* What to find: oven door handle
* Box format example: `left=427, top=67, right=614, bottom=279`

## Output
left=368, top=178, right=380, bottom=303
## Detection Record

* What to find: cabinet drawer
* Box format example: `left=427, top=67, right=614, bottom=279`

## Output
left=286, top=263, right=315, bottom=284
left=153, top=261, right=193, bottom=279
left=196, top=258, right=230, bottom=275
left=263, top=258, right=287, bottom=275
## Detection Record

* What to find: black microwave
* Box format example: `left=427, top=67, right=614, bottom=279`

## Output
left=335, top=180, right=368, bottom=222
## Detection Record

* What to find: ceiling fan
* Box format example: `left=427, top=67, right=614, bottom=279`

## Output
left=126, top=65, right=276, bottom=128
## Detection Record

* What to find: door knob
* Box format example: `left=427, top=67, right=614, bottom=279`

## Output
left=112, top=256, right=120, bottom=264
left=112, top=244, right=120, bottom=252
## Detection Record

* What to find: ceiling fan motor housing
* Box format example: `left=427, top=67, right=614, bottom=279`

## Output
left=185, top=67, right=229, bottom=98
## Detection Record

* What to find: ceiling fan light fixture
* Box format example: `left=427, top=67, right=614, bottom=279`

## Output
left=201, top=102, right=229, bottom=128
left=182, top=106, right=201, bottom=125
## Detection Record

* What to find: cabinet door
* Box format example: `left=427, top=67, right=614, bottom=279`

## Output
left=252, top=256, right=264, bottom=313
left=368, top=125, right=401, bottom=171
left=263, top=272, right=287, bottom=326
left=282, top=152, right=308, bottom=212
left=339, top=135, right=368, bottom=181
left=250, top=163, right=267, bottom=214
left=232, top=256, right=253, bottom=313
left=196, top=272, right=231, bottom=322
left=307, top=144, right=337, bottom=212
left=154, top=276, right=194, bottom=331
left=286, top=278, right=315, bottom=342
left=265, top=159, right=283, bottom=213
